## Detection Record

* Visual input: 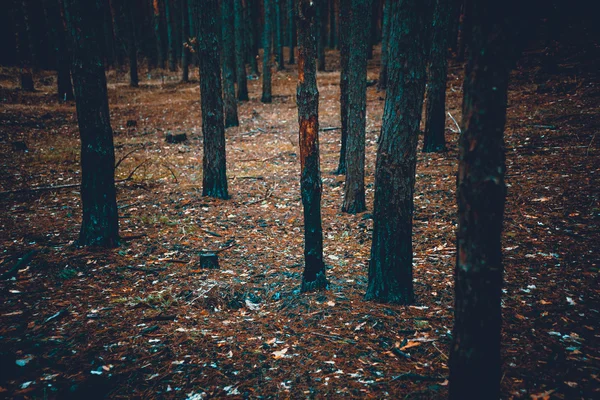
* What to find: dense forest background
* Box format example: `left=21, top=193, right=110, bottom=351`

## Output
left=0, top=0, right=599, bottom=398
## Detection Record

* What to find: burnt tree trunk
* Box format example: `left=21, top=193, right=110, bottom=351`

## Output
left=63, top=0, right=120, bottom=247
left=125, top=0, right=139, bottom=87
left=153, top=0, right=165, bottom=68
left=234, top=0, right=249, bottom=100
left=287, top=0, right=295, bottom=64
left=246, top=0, right=260, bottom=75
left=456, top=0, right=471, bottom=63
left=328, top=0, right=336, bottom=48
left=222, top=0, right=239, bottom=127
left=46, top=0, right=74, bottom=99
left=335, top=0, right=350, bottom=175
left=165, top=0, right=177, bottom=71
left=14, top=0, right=35, bottom=91
left=377, top=0, right=392, bottom=90
left=423, top=0, right=452, bottom=152
left=297, top=0, right=327, bottom=293
left=365, top=0, right=433, bottom=304
left=261, top=0, right=273, bottom=103
left=341, top=0, right=369, bottom=214
left=275, top=0, right=284, bottom=70
left=181, top=0, right=190, bottom=82
left=316, top=0, right=326, bottom=71
left=449, top=2, right=524, bottom=398
left=198, top=0, right=229, bottom=199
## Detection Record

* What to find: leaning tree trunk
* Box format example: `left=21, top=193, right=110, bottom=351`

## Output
left=234, top=0, right=249, bottom=100
left=62, top=0, right=120, bottom=248
left=449, top=1, right=524, bottom=398
left=287, top=0, right=295, bottom=64
left=341, top=0, right=369, bottom=214
left=198, top=0, right=229, bottom=199
left=153, top=0, right=165, bottom=68
left=423, top=0, right=452, bottom=152
left=365, top=0, right=433, bottom=304
left=261, top=0, right=273, bottom=103
left=335, top=0, right=350, bottom=175
left=377, top=0, right=392, bottom=90
left=297, top=0, right=327, bottom=293
left=222, top=0, right=239, bottom=127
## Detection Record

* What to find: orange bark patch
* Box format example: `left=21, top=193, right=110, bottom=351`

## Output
left=299, top=115, right=318, bottom=168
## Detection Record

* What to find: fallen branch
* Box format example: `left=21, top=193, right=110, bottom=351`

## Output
left=115, top=147, right=142, bottom=170
left=1, top=250, right=37, bottom=280
left=319, top=126, right=341, bottom=132
left=447, top=111, right=461, bottom=134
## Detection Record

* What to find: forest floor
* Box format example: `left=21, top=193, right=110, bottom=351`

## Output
left=0, top=44, right=599, bottom=399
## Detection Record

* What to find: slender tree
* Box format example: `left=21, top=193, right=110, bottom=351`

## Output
left=234, top=0, right=249, bottom=100
left=44, top=0, right=74, bottom=100
left=377, top=0, right=392, bottom=90
left=124, top=0, right=139, bottom=87
left=198, top=0, right=229, bottom=199
left=164, top=0, right=177, bottom=70
left=341, top=0, right=370, bottom=214
left=14, top=0, right=35, bottom=91
left=365, top=0, right=433, bottom=303
left=335, top=0, right=350, bottom=175
left=297, top=0, right=327, bottom=293
left=181, top=0, right=190, bottom=82
left=261, top=0, right=273, bottom=103
left=153, top=0, right=165, bottom=68
left=275, top=0, right=285, bottom=70
left=316, top=0, right=326, bottom=71
left=222, top=0, right=240, bottom=127
left=62, top=0, right=120, bottom=247
left=246, top=0, right=260, bottom=76
left=287, top=0, right=295, bottom=64
left=423, top=0, right=452, bottom=152
left=456, top=0, right=471, bottom=62
left=328, top=0, right=336, bottom=48
left=449, top=1, right=525, bottom=398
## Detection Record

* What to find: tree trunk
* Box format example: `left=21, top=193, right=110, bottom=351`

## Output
left=234, top=0, right=249, bottom=100
left=15, top=0, right=35, bottom=91
left=335, top=0, right=350, bottom=175
left=125, top=1, right=139, bottom=87
left=165, top=0, right=177, bottom=71
left=423, top=0, right=452, bottom=152
left=365, top=0, right=433, bottom=304
left=287, top=0, right=295, bottom=64
left=181, top=0, right=190, bottom=82
left=297, top=0, right=327, bottom=293
left=274, top=0, right=284, bottom=70
left=449, top=2, right=523, bottom=398
left=62, top=0, right=120, bottom=248
left=246, top=0, right=260, bottom=76
left=316, top=1, right=326, bottom=71
left=43, top=0, right=73, bottom=100
left=198, top=0, right=229, bottom=199
left=222, top=0, right=240, bottom=127
left=341, top=0, right=369, bottom=214
left=377, top=0, right=392, bottom=90
left=456, top=0, right=471, bottom=63
left=328, top=0, right=336, bottom=48
left=153, top=0, right=165, bottom=68
left=261, top=0, right=273, bottom=103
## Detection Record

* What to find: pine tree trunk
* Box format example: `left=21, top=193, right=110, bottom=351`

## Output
left=245, top=0, right=260, bottom=76
left=165, top=0, right=177, bottom=71
left=222, top=0, right=240, bottom=127
left=328, top=0, right=336, bottom=48
left=125, top=1, right=139, bottom=87
left=261, top=0, right=273, bottom=103
left=234, top=0, right=249, bottom=100
left=377, top=0, right=392, bottom=90
left=181, top=0, right=190, bottom=82
left=43, top=0, right=73, bottom=100
left=456, top=0, right=471, bottom=63
left=423, top=0, right=452, bottom=152
left=316, top=1, right=326, bottom=71
left=273, top=0, right=283, bottom=70
left=153, top=0, right=165, bottom=68
left=365, top=0, right=433, bottom=304
left=341, top=0, right=369, bottom=214
left=63, top=0, right=120, bottom=248
left=15, top=0, right=35, bottom=91
left=449, top=2, right=523, bottom=398
left=297, top=0, right=327, bottom=293
left=287, top=0, right=295, bottom=64
left=335, top=0, right=350, bottom=175
left=198, top=0, right=229, bottom=199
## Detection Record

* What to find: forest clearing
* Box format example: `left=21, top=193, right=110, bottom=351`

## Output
left=1, top=0, right=599, bottom=399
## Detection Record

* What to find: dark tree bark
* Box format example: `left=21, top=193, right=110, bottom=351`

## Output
left=316, top=0, right=326, bottom=71
left=102, top=1, right=117, bottom=68
left=328, top=0, right=336, bottom=48
left=153, top=0, right=166, bottom=68
left=181, top=0, right=190, bottom=82
left=234, top=0, right=249, bottom=100
left=261, top=0, right=273, bottom=103
left=222, top=0, right=240, bottom=127
left=335, top=0, right=350, bottom=175
left=422, top=0, right=452, bottom=152
left=275, top=0, right=284, bottom=70
left=125, top=0, right=139, bottom=87
left=14, top=0, right=35, bottom=91
left=377, top=0, right=392, bottom=90
left=365, top=0, right=433, bottom=304
left=62, top=0, right=120, bottom=248
left=297, top=0, right=327, bottom=293
left=341, top=0, right=369, bottom=214
left=246, top=0, right=260, bottom=76
left=456, top=0, right=471, bottom=63
left=449, top=2, right=525, bottom=398
left=287, top=0, right=295, bottom=64
left=44, top=0, right=74, bottom=100
left=198, top=0, right=229, bottom=199
left=165, top=0, right=177, bottom=71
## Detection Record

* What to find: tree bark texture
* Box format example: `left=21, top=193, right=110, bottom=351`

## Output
left=246, top=0, right=260, bottom=75
left=328, top=0, right=336, bottom=48
left=44, top=0, right=74, bottom=100
left=62, top=0, right=120, bottom=247
left=297, top=0, right=327, bottom=293
left=125, top=0, right=139, bottom=87
left=316, top=0, right=326, bottom=71
left=165, top=0, right=177, bottom=71
left=377, top=0, right=392, bottom=90
left=222, top=0, right=240, bottom=127
left=234, top=0, right=249, bottom=100
left=335, top=0, right=350, bottom=175
left=423, top=0, right=452, bottom=152
left=449, top=1, right=524, bottom=398
left=14, top=0, right=35, bottom=91
left=198, top=0, right=229, bottom=199
left=181, top=0, right=190, bottom=82
left=153, top=0, right=165, bottom=68
left=365, top=0, right=433, bottom=304
left=287, top=0, right=295, bottom=64
left=261, top=0, right=273, bottom=103
left=341, top=0, right=369, bottom=214
left=275, top=0, right=284, bottom=70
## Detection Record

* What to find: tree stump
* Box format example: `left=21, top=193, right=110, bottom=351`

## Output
left=165, top=132, right=187, bottom=144
left=200, top=253, right=219, bottom=269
